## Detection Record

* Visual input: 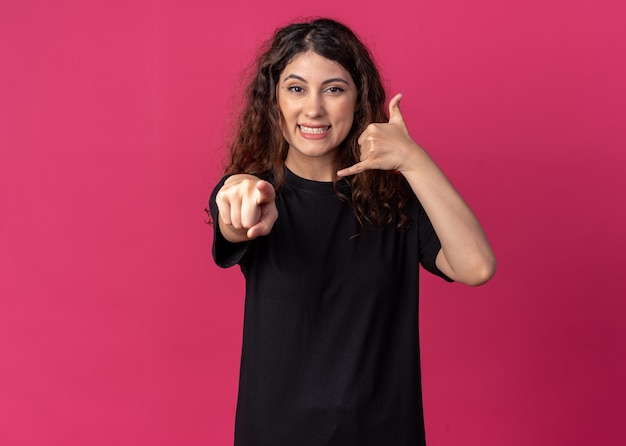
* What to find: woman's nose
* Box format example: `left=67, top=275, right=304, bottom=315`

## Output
left=303, top=94, right=325, bottom=118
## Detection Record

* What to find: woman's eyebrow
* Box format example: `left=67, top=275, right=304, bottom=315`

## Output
left=283, top=74, right=307, bottom=83
left=283, top=74, right=350, bottom=85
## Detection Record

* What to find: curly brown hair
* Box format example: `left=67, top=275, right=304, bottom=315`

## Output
left=224, top=18, right=410, bottom=228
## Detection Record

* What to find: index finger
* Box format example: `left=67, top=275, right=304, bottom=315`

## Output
left=255, top=180, right=276, bottom=205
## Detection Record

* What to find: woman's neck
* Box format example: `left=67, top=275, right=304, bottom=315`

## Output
left=284, top=153, right=335, bottom=182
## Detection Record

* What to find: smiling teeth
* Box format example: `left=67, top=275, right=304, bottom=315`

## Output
left=300, top=125, right=329, bottom=134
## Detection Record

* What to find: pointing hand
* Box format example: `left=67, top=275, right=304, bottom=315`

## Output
left=216, top=175, right=278, bottom=241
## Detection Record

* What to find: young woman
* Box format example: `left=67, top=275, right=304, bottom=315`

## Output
left=209, top=17, right=496, bottom=446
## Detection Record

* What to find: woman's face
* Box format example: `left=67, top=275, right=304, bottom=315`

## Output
left=277, top=51, right=357, bottom=179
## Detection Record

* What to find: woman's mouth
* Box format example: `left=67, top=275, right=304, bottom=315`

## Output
left=299, top=125, right=330, bottom=135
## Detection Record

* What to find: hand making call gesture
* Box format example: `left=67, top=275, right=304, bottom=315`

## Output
left=337, top=94, right=424, bottom=178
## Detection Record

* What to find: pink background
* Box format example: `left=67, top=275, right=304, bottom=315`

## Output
left=1, top=0, right=625, bottom=445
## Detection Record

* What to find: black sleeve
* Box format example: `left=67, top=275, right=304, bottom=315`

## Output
left=209, top=175, right=250, bottom=268
left=417, top=202, right=454, bottom=283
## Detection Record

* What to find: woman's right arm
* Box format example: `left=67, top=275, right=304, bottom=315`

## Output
left=215, top=174, right=278, bottom=242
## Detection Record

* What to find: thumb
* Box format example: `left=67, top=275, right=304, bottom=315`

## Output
left=255, top=180, right=276, bottom=205
left=388, top=93, right=404, bottom=124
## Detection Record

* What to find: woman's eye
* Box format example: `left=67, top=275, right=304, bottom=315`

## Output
left=326, top=86, right=344, bottom=94
left=287, top=86, right=305, bottom=93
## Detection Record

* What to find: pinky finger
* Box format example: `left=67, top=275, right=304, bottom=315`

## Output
left=337, top=162, right=366, bottom=177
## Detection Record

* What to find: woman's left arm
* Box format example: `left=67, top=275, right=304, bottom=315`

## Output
left=337, top=94, right=496, bottom=286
